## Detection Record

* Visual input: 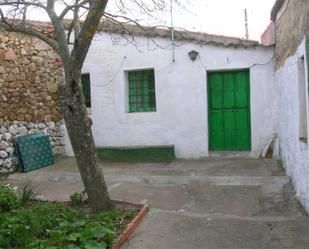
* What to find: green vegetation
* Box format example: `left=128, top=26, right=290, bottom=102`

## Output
left=70, top=191, right=87, bottom=206
left=0, top=186, right=136, bottom=249
left=0, top=187, right=20, bottom=212
left=0, top=172, right=9, bottom=180
left=18, top=184, right=37, bottom=206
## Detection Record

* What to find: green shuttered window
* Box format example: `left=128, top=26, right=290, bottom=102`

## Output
left=128, top=69, right=156, bottom=112
left=81, top=73, right=91, bottom=108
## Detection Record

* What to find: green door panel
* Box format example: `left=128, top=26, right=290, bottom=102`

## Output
left=224, top=111, right=236, bottom=150
left=208, top=70, right=251, bottom=151
left=209, top=73, right=224, bottom=109
left=210, top=111, right=225, bottom=150
left=235, top=72, right=249, bottom=108
left=223, top=73, right=235, bottom=109
left=235, top=110, right=250, bottom=150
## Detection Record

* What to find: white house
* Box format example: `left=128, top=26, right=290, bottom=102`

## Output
left=64, top=23, right=276, bottom=159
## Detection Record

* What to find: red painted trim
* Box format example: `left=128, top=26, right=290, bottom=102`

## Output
left=111, top=200, right=149, bottom=249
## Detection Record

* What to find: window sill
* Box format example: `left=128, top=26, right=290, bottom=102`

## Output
left=128, top=111, right=157, bottom=114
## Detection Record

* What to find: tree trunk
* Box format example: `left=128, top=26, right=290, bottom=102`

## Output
left=58, top=70, right=113, bottom=212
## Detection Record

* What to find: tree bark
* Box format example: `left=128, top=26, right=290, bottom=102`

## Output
left=59, top=70, right=113, bottom=212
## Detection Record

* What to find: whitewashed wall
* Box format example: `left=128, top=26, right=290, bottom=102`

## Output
left=276, top=38, right=309, bottom=211
left=65, top=33, right=276, bottom=158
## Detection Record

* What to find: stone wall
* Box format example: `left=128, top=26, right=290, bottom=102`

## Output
left=0, top=31, right=63, bottom=122
left=274, top=0, right=309, bottom=68
left=0, top=30, right=65, bottom=173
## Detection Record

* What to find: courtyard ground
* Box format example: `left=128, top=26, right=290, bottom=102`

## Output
left=3, top=157, right=309, bottom=249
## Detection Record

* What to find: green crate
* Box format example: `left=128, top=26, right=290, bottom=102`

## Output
left=14, top=133, right=54, bottom=172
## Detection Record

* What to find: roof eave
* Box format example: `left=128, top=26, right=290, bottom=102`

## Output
left=271, top=0, right=285, bottom=22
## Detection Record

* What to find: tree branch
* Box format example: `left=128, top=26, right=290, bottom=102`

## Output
left=58, top=0, right=89, bottom=20
left=73, top=0, right=81, bottom=38
left=0, top=0, right=47, bottom=10
left=69, top=0, right=109, bottom=73
left=44, top=0, right=70, bottom=68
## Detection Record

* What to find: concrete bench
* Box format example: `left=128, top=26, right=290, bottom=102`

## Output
left=96, top=145, right=175, bottom=162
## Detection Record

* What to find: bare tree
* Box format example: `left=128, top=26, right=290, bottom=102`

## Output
left=0, top=0, right=113, bottom=212
left=0, top=0, right=188, bottom=212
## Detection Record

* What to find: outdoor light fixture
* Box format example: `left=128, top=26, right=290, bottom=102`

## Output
left=188, top=50, right=199, bottom=62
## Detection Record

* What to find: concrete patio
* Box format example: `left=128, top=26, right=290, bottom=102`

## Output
left=3, top=157, right=309, bottom=249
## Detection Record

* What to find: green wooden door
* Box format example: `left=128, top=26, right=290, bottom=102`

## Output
left=208, top=70, right=251, bottom=151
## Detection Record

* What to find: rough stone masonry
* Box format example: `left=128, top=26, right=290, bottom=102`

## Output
left=0, top=30, right=65, bottom=173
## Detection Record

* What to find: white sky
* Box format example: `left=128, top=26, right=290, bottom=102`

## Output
left=158, top=0, right=277, bottom=41
left=9, top=0, right=276, bottom=41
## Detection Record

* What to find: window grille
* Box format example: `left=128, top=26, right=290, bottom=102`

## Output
left=128, top=69, right=156, bottom=112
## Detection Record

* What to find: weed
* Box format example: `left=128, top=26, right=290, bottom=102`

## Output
left=0, top=183, right=18, bottom=192
left=70, top=191, right=87, bottom=206
left=18, top=184, right=37, bottom=205
left=0, top=187, right=20, bottom=212
left=0, top=172, right=9, bottom=180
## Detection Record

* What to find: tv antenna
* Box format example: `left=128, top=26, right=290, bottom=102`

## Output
left=244, top=9, right=249, bottom=39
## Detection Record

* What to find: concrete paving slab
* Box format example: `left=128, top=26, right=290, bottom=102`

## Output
left=35, top=157, right=285, bottom=177
left=125, top=212, right=309, bottom=249
left=2, top=157, right=308, bottom=249
left=110, top=182, right=263, bottom=216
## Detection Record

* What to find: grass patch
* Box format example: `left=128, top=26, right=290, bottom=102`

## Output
left=0, top=172, right=9, bottom=180
left=0, top=186, right=136, bottom=249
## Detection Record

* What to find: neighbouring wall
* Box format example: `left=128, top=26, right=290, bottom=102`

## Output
left=276, top=39, right=309, bottom=211
left=0, top=31, right=65, bottom=172
left=274, top=0, right=309, bottom=68
left=272, top=0, right=309, bottom=213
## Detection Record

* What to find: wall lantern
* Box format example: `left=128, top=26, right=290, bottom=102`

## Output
left=188, top=50, right=199, bottom=62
